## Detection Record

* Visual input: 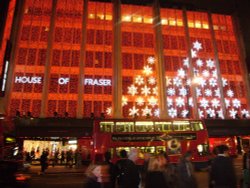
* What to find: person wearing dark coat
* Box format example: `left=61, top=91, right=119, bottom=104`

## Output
left=84, top=164, right=102, bottom=188
left=177, top=151, right=197, bottom=188
left=145, top=156, right=169, bottom=188
left=115, top=149, right=140, bottom=188
left=40, top=151, right=48, bottom=174
left=210, top=145, right=237, bottom=188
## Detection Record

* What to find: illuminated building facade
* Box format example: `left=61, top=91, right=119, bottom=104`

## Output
left=0, top=0, right=250, bottom=120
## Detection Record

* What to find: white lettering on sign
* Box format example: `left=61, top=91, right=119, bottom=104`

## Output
left=15, top=76, right=42, bottom=84
left=58, top=77, right=69, bottom=85
left=84, top=78, right=111, bottom=86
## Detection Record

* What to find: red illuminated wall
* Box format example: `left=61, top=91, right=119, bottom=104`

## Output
left=84, top=2, right=113, bottom=118
left=47, top=0, right=83, bottom=117
left=161, top=8, right=190, bottom=118
left=212, top=14, right=248, bottom=118
left=9, top=0, right=52, bottom=117
left=121, top=5, right=157, bottom=118
left=6, top=1, right=250, bottom=119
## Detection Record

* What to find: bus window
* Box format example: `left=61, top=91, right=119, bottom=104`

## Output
left=124, top=122, right=134, bottom=132
left=155, top=122, right=172, bottom=132
left=135, top=121, right=154, bottom=132
left=173, top=121, right=191, bottom=131
left=115, top=123, right=125, bottom=132
left=100, top=122, right=114, bottom=132
left=191, top=121, right=204, bottom=131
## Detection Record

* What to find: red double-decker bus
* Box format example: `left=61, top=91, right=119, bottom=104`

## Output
left=92, top=119, right=210, bottom=168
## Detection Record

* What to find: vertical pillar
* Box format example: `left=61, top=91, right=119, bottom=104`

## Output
left=182, top=9, right=199, bottom=119
left=207, top=12, right=227, bottom=118
left=40, top=0, right=57, bottom=117
left=112, top=0, right=122, bottom=118
left=3, top=0, right=26, bottom=115
left=153, top=0, right=168, bottom=119
left=77, top=0, right=88, bottom=118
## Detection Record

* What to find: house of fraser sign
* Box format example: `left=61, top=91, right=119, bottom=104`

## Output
left=14, top=76, right=112, bottom=86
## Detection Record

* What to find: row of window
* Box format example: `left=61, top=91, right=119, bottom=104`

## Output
left=99, top=120, right=204, bottom=133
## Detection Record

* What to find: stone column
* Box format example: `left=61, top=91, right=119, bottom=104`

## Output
left=153, top=0, right=168, bottom=118
left=112, top=0, right=122, bottom=118
left=40, top=0, right=57, bottom=117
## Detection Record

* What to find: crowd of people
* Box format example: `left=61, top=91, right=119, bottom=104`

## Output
left=23, top=148, right=83, bottom=174
left=31, top=144, right=250, bottom=188
left=84, top=149, right=198, bottom=188
left=83, top=145, right=248, bottom=188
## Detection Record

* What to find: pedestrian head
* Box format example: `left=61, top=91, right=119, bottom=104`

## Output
left=217, top=145, right=229, bottom=155
left=128, top=148, right=139, bottom=162
left=119, top=149, right=128, bottom=158
left=182, top=150, right=192, bottom=161
left=104, top=151, right=111, bottom=161
left=147, top=156, right=163, bottom=172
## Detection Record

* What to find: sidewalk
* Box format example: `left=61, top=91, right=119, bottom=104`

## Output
left=25, top=165, right=87, bottom=175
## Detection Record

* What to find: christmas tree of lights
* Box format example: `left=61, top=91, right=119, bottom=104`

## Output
left=106, top=40, right=249, bottom=119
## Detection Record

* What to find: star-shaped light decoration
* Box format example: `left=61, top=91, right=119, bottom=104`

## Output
left=198, top=109, right=204, bottom=118
left=152, top=87, right=158, bottom=95
left=205, top=89, right=212, bottom=97
left=165, top=76, right=172, bottom=86
left=129, top=106, right=139, bottom=116
left=177, top=68, right=186, bottom=78
left=148, top=96, right=158, bottom=106
left=167, top=98, right=173, bottom=106
left=173, top=77, right=182, bottom=87
left=176, top=97, right=185, bottom=107
left=128, top=84, right=138, bottom=96
left=168, top=107, right=177, bottom=118
left=206, top=108, right=215, bottom=117
left=241, top=109, right=250, bottom=117
left=154, top=109, right=160, bottom=117
left=179, top=87, right=187, bottom=97
left=197, top=78, right=207, bottom=88
left=142, top=106, right=152, bottom=116
left=191, top=49, right=197, bottom=58
left=199, top=98, right=209, bottom=109
left=143, top=65, right=153, bottom=76
left=181, top=110, right=189, bottom=118
left=211, top=98, right=220, bottom=108
left=196, top=88, right=202, bottom=97
left=106, top=107, right=112, bottom=115
left=183, top=58, right=189, bottom=67
left=122, top=96, right=128, bottom=106
left=167, top=88, right=176, bottom=96
left=141, top=85, right=151, bottom=96
left=224, top=99, right=230, bottom=108
left=193, top=40, right=202, bottom=51
left=196, top=59, right=203, bottom=67
left=212, top=70, right=218, bottom=78
left=148, top=77, right=156, bottom=85
left=232, top=99, right=241, bottom=108
left=206, top=59, right=215, bottom=69
left=202, top=70, right=210, bottom=78
left=209, top=78, right=217, bottom=87
left=135, top=75, right=144, bottom=85
left=147, top=56, right=155, bottom=64
left=229, top=108, right=238, bottom=118
left=227, top=89, right=234, bottom=98
left=214, top=88, right=221, bottom=97
left=136, top=97, right=145, bottom=106
left=222, top=78, right=228, bottom=87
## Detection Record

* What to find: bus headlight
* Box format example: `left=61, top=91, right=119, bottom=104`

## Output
left=197, top=144, right=203, bottom=153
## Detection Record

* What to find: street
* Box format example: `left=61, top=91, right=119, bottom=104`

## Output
left=27, top=156, right=243, bottom=188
